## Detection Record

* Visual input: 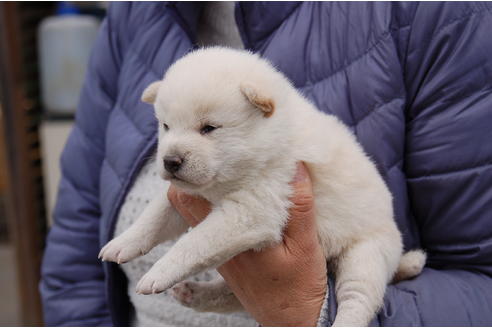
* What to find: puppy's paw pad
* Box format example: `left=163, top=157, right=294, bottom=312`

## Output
left=172, top=282, right=194, bottom=305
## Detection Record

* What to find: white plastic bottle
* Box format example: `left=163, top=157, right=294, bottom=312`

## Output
left=38, top=2, right=100, bottom=115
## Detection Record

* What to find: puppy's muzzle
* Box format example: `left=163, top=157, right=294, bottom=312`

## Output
left=164, top=155, right=183, bottom=174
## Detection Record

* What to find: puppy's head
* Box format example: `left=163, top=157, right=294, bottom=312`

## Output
left=142, top=48, right=291, bottom=192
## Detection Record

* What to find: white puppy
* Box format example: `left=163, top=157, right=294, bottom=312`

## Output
left=100, top=47, right=425, bottom=326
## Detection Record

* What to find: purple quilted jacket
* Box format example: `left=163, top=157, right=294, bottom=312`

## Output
left=40, top=2, right=492, bottom=326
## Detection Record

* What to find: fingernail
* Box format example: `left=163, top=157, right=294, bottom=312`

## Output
left=293, top=164, right=308, bottom=182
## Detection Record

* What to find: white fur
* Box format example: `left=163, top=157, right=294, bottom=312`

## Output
left=100, top=47, right=425, bottom=326
left=392, top=249, right=427, bottom=283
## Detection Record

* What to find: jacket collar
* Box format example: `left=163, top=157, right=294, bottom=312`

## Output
left=169, top=1, right=301, bottom=50
left=167, top=2, right=205, bottom=44
left=235, top=2, right=301, bottom=50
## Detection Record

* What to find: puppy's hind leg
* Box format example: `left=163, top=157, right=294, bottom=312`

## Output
left=172, top=276, right=243, bottom=313
left=99, top=194, right=187, bottom=264
left=332, top=235, right=401, bottom=326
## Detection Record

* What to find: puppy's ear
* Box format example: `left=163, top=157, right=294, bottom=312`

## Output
left=141, top=81, right=162, bottom=104
left=240, top=83, right=275, bottom=118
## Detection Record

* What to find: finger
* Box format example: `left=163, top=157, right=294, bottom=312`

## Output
left=177, top=191, right=211, bottom=225
left=283, top=162, right=317, bottom=241
left=167, top=185, right=211, bottom=227
left=168, top=186, right=197, bottom=226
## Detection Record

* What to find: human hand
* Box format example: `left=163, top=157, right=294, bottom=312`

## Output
left=168, top=162, right=327, bottom=326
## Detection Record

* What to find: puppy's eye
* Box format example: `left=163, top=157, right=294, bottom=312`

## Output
left=163, top=123, right=169, bottom=131
left=200, top=125, right=217, bottom=135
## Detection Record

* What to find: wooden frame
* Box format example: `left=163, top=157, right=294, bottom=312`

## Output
left=0, top=2, right=50, bottom=325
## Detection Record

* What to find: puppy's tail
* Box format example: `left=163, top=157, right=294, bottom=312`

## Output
left=393, top=249, right=427, bottom=283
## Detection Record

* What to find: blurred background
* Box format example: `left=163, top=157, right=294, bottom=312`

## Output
left=0, top=2, right=105, bottom=325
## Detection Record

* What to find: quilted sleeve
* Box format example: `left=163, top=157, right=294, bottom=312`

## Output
left=319, top=268, right=492, bottom=326
left=400, top=2, right=492, bottom=325
left=39, top=5, right=125, bottom=326
left=318, top=3, right=492, bottom=326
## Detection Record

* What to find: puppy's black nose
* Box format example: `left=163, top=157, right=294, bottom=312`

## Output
left=164, top=155, right=183, bottom=174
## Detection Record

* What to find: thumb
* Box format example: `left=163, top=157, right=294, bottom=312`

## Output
left=168, top=186, right=211, bottom=227
left=178, top=192, right=211, bottom=224
left=283, top=162, right=317, bottom=241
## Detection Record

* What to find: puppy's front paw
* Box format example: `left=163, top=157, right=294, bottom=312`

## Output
left=136, top=268, right=174, bottom=295
left=99, top=236, right=148, bottom=264
left=172, top=281, right=195, bottom=306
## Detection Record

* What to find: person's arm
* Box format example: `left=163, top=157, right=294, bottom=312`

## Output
left=39, top=7, right=123, bottom=325
left=353, top=3, right=492, bottom=326
left=318, top=269, right=492, bottom=326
